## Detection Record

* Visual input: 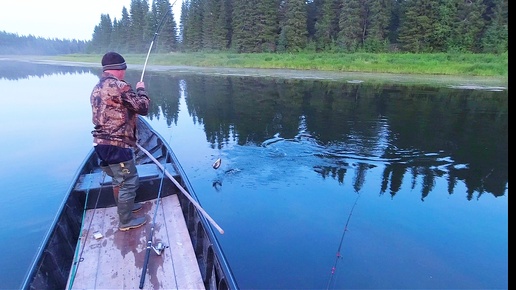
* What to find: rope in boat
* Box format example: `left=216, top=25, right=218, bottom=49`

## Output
left=67, top=170, right=106, bottom=289
left=326, top=190, right=362, bottom=289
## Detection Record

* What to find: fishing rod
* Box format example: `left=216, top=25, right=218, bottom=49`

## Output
left=138, top=11, right=173, bottom=287
left=326, top=191, right=361, bottom=289
left=139, top=150, right=168, bottom=289
left=140, top=7, right=171, bottom=82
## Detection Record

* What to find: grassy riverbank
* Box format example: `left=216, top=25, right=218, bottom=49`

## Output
left=53, top=52, right=507, bottom=78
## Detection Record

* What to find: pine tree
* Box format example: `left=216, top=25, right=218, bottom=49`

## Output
left=231, top=0, right=257, bottom=52
left=481, top=0, right=507, bottom=53
left=281, top=0, right=308, bottom=52
left=314, top=0, right=340, bottom=50
left=130, top=0, right=150, bottom=53
left=257, top=0, right=281, bottom=52
left=152, top=0, right=178, bottom=53
left=453, top=0, right=486, bottom=52
left=202, top=0, right=219, bottom=50
left=364, top=0, right=391, bottom=52
left=431, top=0, right=456, bottom=52
left=89, top=14, right=113, bottom=53
left=118, top=7, right=133, bottom=53
left=184, top=0, right=204, bottom=51
left=212, top=0, right=233, bottom=50
left=179, top=0, right=189, bottom=49
left=398, top=0, right=440, bottom=52
left=337, top=0, right=363, bottom=52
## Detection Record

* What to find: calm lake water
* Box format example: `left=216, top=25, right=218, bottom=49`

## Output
left=0, top=59, right=508, bottom=289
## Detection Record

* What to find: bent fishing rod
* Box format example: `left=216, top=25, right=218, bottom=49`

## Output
left=138, top=9, right=175, bottom=288
left=140, top=5, right=172, bottom=82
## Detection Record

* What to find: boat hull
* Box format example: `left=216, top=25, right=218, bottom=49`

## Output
left=22, top=116, right=238, bottom=290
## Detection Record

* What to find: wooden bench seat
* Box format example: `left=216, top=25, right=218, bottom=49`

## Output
left=75, top=163, right=177, bottom=191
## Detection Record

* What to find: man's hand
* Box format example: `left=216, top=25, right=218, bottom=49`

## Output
left=136, top=81, right=145, bottom=89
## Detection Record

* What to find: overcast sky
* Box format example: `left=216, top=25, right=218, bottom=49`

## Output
left=0, top=0, right=180, bottom=41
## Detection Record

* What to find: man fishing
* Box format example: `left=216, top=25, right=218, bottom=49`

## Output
left=90, top=51, right=150, bottom=231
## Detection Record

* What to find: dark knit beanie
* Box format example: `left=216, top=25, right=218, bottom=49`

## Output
left=101, top=52, right=127, bottom=71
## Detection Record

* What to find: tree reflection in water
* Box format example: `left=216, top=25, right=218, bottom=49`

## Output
left=1, top=60, right=507, bottom=290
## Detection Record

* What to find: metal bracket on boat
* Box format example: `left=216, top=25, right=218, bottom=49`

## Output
left=152, top=242, right=166, bottom=255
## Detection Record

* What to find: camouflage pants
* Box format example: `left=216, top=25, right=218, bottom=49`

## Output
left=101, top=158, right=139, bottom=203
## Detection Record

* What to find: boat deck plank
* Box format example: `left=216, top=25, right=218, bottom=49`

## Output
left=66, top=194, right=205, bottom=290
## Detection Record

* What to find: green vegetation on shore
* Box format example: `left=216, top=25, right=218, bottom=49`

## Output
left=53, top=52, right=508, bottom=78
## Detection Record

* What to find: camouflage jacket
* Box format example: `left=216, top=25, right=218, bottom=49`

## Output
left=90, top=72, right=149, bottom=148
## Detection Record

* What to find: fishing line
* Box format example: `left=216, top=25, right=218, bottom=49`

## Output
left=68, top=169, right=106, bottom=289
left=326, top=190, right=362, bottom=290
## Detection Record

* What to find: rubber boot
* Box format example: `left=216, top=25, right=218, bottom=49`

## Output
left=113, top=186, right=142, bottom=213
left=118, top=200, right=147, bottom=231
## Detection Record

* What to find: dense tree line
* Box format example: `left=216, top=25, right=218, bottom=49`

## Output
left=0, top=0, right=507, bottom=55
left=88, top=0, right=179, bottom=54
left=94, top=0, right=508, bottom=53
left=0, top=31, right=87, bottom=55
left=179, top=0, right=507, bottom=53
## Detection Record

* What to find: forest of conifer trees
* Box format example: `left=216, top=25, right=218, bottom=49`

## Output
left=0, top=0, right=508, bottom=55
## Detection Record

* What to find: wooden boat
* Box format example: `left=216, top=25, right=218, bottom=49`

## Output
left=22, top=116, right=238, bottom=290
